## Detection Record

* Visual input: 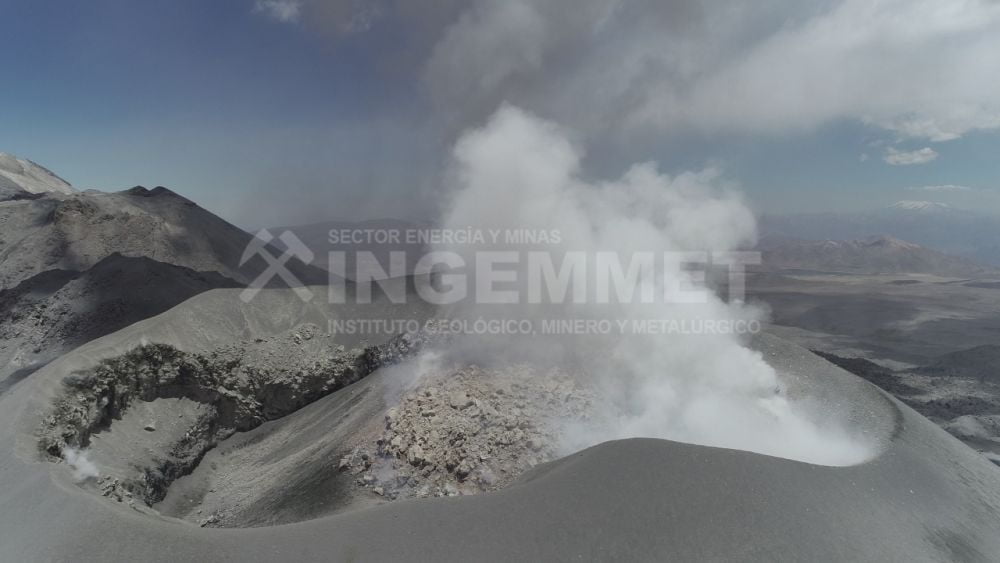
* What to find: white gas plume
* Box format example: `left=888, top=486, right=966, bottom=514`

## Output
left=433, top=105, right=875, bottom=466
left=62, top=447, right=99, bottom=481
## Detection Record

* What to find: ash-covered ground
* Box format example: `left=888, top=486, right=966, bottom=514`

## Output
left=152, top=355, right=605, bottom=527
left=40, top=325, right=883, bottom=530
left=36, top=318, right=604, bottom=526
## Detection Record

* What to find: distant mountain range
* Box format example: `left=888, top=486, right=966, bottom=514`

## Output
left=272, top=207, right=997, bottom=279
left=272, top=218, right=430, bottom=279
left=761, top=201, right=1000, bottom=266
left=757, top=234, right=992, bottom=276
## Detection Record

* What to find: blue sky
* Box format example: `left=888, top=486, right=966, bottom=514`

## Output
left=1, top=0, right=429, bottom=225
left=2, top=0, right=999, bottom=227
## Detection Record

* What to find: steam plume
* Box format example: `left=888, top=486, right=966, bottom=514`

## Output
left=433, top=105, right=875, bottom=466
left=62, top=447, right=99, bottom=481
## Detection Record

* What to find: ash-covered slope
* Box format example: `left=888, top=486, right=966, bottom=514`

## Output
left=0, top=152, right=75, bottom=196
left=1, top=285, right=999, bottom=560
left=0, top=185, right=324, bottom=289
left=757, top=234, right=991, bottom=276
left=0, top=253, right=241, bottom=385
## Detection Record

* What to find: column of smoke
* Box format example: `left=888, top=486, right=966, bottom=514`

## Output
left=431, top=104, right=875, bottom=466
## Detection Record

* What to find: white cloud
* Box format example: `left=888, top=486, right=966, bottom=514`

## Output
left=883, top=147, right=939, bottom=166
left=254, top=0, right=301, bottom=23
left=658, top=0, right=1000, bottom=141
left=906, top=184, right=972, bottom=192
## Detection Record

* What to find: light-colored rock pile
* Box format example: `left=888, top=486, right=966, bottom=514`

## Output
left=340, top=364, right=598, bottom=499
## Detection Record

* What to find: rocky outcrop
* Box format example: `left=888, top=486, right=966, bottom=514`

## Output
left=38, top=323, right=434, bottom=505
left=339, top=364, right=597, bottom=500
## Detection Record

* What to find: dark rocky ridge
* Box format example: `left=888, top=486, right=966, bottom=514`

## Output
left=812, top=351, right=921, bottom=396
left=0, top=185, right=329, bottom=290
left=816, top=349, right=1000, bottom=465
left=917, top=345, right=1000, bottom=383
left=0, top=253, right=241, bottom=384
